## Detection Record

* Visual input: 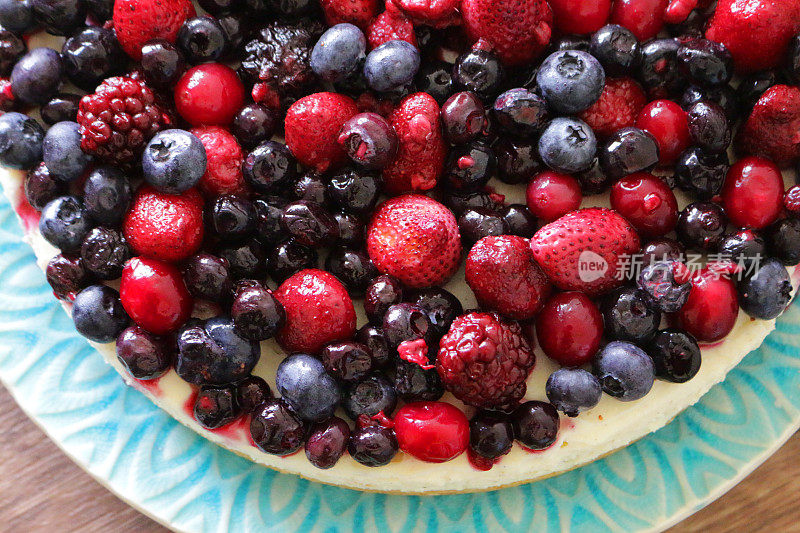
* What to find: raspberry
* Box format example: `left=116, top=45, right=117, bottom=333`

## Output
left=390, top=0, right=460, bottom=28
left=437, top=312, right=535, bottom=408
left=366, top=9, right=418, bottom=50
left=579, top=77, right=647, bottom=139
left=320, top=0, right=379, bottom=29
left=190, top=126, right=248, bottom=196
left=77, top=76, right=168, bottom=166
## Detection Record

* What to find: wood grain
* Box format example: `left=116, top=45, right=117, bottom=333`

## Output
left=0, top=383, right=797, bottom=533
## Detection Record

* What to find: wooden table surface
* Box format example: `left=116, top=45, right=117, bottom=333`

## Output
left=1, top=383, right=797, bottom=533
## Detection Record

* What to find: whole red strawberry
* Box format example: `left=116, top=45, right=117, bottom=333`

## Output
left=382, top=92, right=446, bottom=195
left=190, top=126, right=248, bottom=196
left=736, top=85, right=800, bottom=168
left=531, top=208, right=641, bottom=296
left=460, top=0, right=553, bottom=66
left=284, top=92, right=359, bottom=173
left=437, top=312, right=535, bottom=408
left=367, top=194, right=461, bottom=288
left=390, top=0, right=460, bottom=28
left=320, top=0, right=379, bottom=29
left=366, top=8, right=418, bottom=50
left=705, top=0, right=800, bottom=73
left=275, top=269, right=357, bottom=354
left=466, top=236, right=552, bottom=320
left=579, top=77, right=647, bottom=139
left=113, top=0, right=195, bottom=60
left=123, top=185, right=204, bottom=263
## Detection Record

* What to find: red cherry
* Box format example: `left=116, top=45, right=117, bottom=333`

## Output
left=721, top=156, right=784, bottom=229
left=610, top=0, right=669, bottom=41
left=120, top=257, right=193, bottom=335
left=175, top=63, right=245, bottom=127
left=784, top=185, right=800, bottom=216
left=534, top=292, right=603, bottom=367
left=635, top=99, right=690, bottom=166
left=676, top=268, right=739, bottom=343
left=549, top=0, right=612, bottom=35
left=394, top=401, right=469, bottom=463
left=610, top=172, right=678, bottom=237
left=525, top=171, right=582, bottom=222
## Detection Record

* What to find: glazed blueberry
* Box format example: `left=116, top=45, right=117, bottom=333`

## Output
left=0, top=28, right=25, bottom=76
left=601, top=287, right=661, bottom=344
left=82, top=166, right=132, bottom=227
left=666, top=8, right=707, bottom=38
left=590, top=24, right=640, bottom=76
left=31, top=0, right=85, bottom=36
left=550, top=34, right=591, bottom=53
left=333, top=211, right=364, bottom=248
left=292, top=171, right=329, bottom=205
left=39, top=196, right=92, bottom=253
left=405, top=287, right=462, bottom=337
left=442, top=190, right=502, bottom=216
left=0, top=111, right=44, bottom=169
left=539, top=117, right=597, bottom=174
left=637, top=262, right=691, bottom=313
left=674, top=147, right=729, bottom=200
left=382, top=302, right=434, bottom=350
left=72, top=285, right=130, bottom=343
left=231, top=280, right=285, bottom=340
left=718, top=229, right=766, bottom=271
left=325, top=248, right=377, bottom=294
left=41, top=93, right=81, bottom=125
left=310, top=23, right=366, bottom=83
left=592, top=341, right=655, bottom=401
left=469, top=411, right=513, bottom=459
left=685, top=101, right=731, bottom=153
left=441, top=91, right=487, bottom=145
left=500, top=204, right=537, bottom=238
left=393, top=360, right=444, bottom=402
left=452, top=48, right=505, bottom=102
left=677, top=38, right=733, bottom=88
left=218, top=238, right=268, bottom=279
left=243, top=141, right=297, bottom=192
left=321, top=341, right=373, bottom=382
left=676, top=201, right=727, bottom=251
left=183, top=253, right=232, bottom=302
left=576, top=157, right=611, bottom=194
left=80, top=227, right=130, bottom=280
left=210, top=195, right=255, bottom=240
left=765, top=218, right=800, bottom=266
left=194, top=384, right=241, bottom=429
left=493, top=138, right=541, bottom=185
left=364, top=274, right=403, bottom=325
left=140, top=40, right=186, bottom=89
left=178, top=16, right=228, bottom=64
left=10, top=47, right=62, bottom=105
left=236, top=375, right=272, bottom=414
left=536, top=50, right=605, bottom=114
left=738, top=258, right=793, bottom=320
left=645, top=329, right=702, bottom=385
left=116, top=325, right=173, bottom=380
left=176, top=316, right=260, bottom=385
left=328, top=167, right=382, bottom=215
left=46, top=253, right=89, bottom=300
left=142, top=129, right=207, bottom=194
left=445, top=141, right=495, bottom=191
left=545, top=368, right=602, bottom=417
left=337, top=113, right=398, bottom=169
left=356, top=324, right=391, bottom=368
left=253, top=196, right=287, bottom=245
left=348, top=424, right=398, bottom=466
left=250, top=399, right=306, bottom=456
left=232, top=103, right=277, bottom=150
left=42, top=121, right=92, bottom=182
left=364, top=39, right=420, bottom=93
left=344, top=373, right=397, bottom=420
left=306, top=417, right=351, bottom=469
left=281, top=201, right=338, bottom=247
left=638, top=38, right=685, bottom=97
left=0, top=0, right=36, bottom=34
left=511, top=401, right=559, bottom=450
left=641, top=238, right=685, bottom=265
left=415, top=60, right=454, bottom=105
left=492, top=88, right=548, bottom=138
left=736, top=70, right=781, bottom=112
left=24, top=162, right=65, bottom=211
left=599, top=127, right=659, bottom=179
left=61, top=26, right=124, bottom=91
left=458, top=207, right=507, bottom=246
left=276, top=353, right=341, bottom=422
left=681, top=84, right=738, bottom=123
left=267, top=239, right=317, bottom=283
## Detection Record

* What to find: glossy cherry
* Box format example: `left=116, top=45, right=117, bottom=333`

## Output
left=525, top=171, right=582, bottom=222
left=610, top=173, right=678, bottom=237
left=721, top=156, right=784, bottom=230
left=394, top=401, right=470, bottom=463
left=549, top=0, right=612, bottom=35
left=784, top=185, right=800, bottom=216
left=676, top=267, right=739, bottom=343
left=175, top=63, right=245, bottom=126
left=635, top=99, right=690, bottom=166
left=610, top=0, right=669, bottom=41
left=534, top=292, right=603, bottom=367
left=120, top=257, right=193, bottom=335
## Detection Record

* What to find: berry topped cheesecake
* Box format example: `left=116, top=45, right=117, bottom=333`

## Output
left=0, top=0, right=799, bottom=493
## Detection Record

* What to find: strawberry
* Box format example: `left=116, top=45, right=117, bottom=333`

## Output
left=705, top=0, right=800, bottom=73
left=190, top=126, right=249, bottom=196
left=113, top=0, right=195, bottom=60
left=389, top=0, right=461, bottom=28
left=578, top=77, right=647, bottom=139
left=284, top=92, right=359, bottom=173
left=466, top=236, right=552, bottom=320
left=610, top=0, right=668, bottom=41
left=382, top=92, right=446, bottom=195
left=367, top=194, right=461, bottom=288
left=460, top=0, right=553, bottom=67
left=320, top=0, right=379, bottom=30
left=736, top=84, right=800, bottom=168
left=530, top=208, right=641, bottom=296
left=366, top=8, right=418, bottom=50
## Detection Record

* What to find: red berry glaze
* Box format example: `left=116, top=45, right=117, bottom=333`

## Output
left=113, top=0, right=195, bottom=60
left=190, top=126, right=248, bottom=196
left=120, top=257, right=193, bottom=335
left=676, top=267, right=739, bottom=343
left=610, top=173, right=678, bottom=238
left=579, top=77, right=647, bottom=140
left=394, top=401, right=469, bottom=463
left=610, top=0, right=669, bottom=41
left=784, top=186, right=800, bottom=216
left=274, top=269, right=357, bottom=354
left=525, top=171, right=582, bottom=222
left=635, top=99, right=690, bottom=167
left=721, top=156, right=784, bottom=230
left=534, top=291, right=603, bottom=367
left=548, top=0, right=611, bottom=35
left=175, top=64, right=245, bottom=127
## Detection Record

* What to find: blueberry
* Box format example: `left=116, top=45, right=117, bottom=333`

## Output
left=491, top=88, right=548, bottom=138
left=210, top=195, right=255, bottom=240
left=40, top=93, right=81, bottom=125
left=236, top=375, right=272, bottom=414
left=0, top=111, right=44, bottom=169
left=253, top=195, right=287, bottom=245
left=601, top=287, right=661, bottom=343
left=545, top=368, right=602, bottom=417
left=218, top=12, right=251, bottom=53
left=718, top=229, right=766, bottom=271
left=0, top=0, right=35, bottom=34
left=637, top=262, right=691, bottom=313
left=116, top=325, right=173, bottom=380
left=439, top=91, right=486, bottom=145
left=348, top=424, right=398, bottom=466
left=458, top=207, right=507, bottom=246
left=677, top=38, right=733, bottom=87
left=382, top=302, right=434, bottom=349
left=276, top=353, right=341, bottom=422
left=143, top=129, right=207, bottom=194
left=42, top=121, right=92, bottom=183
left=676, top=201, right=727, bottom=251
left=415, top=60, right=454, bottom=105
left=31, top=0, right=85, bottom=36
left=550, top=34, right=591, bottom=53
left=39, top=195, right=92, bottom=253
left=681, top=83, right=738, bottom=123
left=334, top=212, right=366, bottom=248
left=218, top=238, right=267, bottom=279
left=393, top=360, right=444, bottom=402
left=646, top=329, right=701, bottom=383
left=311, top=23, right=366, bottom=83
left=84, top=0, right=111, bottom=22
left=445, top=140, right=496, bottom=191
left=364, top=274, right=403, bottom=325
left=61, top=26, right=124, bottom=91
left=328, top=167, right=382, bottom=215
left=177, top=15, right=228, bottom=64
left=11, top=47, right=62, bottom=104
left=599, top=127, right=658, bottom=179
left=766, top=217, right=800, bottom=266
left=641, top=238, right=685, bottom=265
left=232, top=103, right=277, bottom=150
left=0, top=28, right=26, bottom=76
left=46, top=253, right=89, bottom=300
left=638, top=38, right=685, bottom=97
left=592, top=341, right=655, bottom=401
left=243, top=140, right=297, bottom=192
left=250, top=398, right=306, bottom=456
left=364, top=39, right=420, bottom=93
left=325, top=248, right=377, bottom=294
left=538, top=117, right=597, bottom=174
left=738, top=258, right=793, bottom=320
left=493, top=138, right=541, bottom=185
left=80, top=227, right=130, bottom=280
left=291, top=170, right=328, bottom=205
left=685, top=100, right=731, bottom=153
left=442, top=189, right=501, bottom=217
left=500, top=204, right=537, bottom=238
left=337, top=112, right=397, bottom=169
left=306, top=416, right=351, bottom=469
left=176, top=316, right=261, bottom=385
left=405, top=287, right=462, bottom=337
left=183, top=253, right=232, bottom=302
left=511, top=401, right=559, bottom=450
left=320, top=341, right=374, bottom=382
left=674, top=147, right=728, bottom=200
left=267, top=239, right=317, bottom=283
left=24, top=162, right=65, bottom=211
left=194, top=384, right=241, bottom=429
left=231, top=280, right=285, bottom=341
left=576, top=157, right=611, bottom=194
left=82, top=166, right=132, bottom=227
left=343, top=373, right=397, bottom=420
left=452, top=48, right=504, bottom=102
left=141, top=39, right=186, bottom=89
left=590, top=24, right=640, bottom=76
left=72, top=285, right=130, bottom=343
left=469, top=411, right=513, bottom=459
left=281, top=201, right=339, bottom=247
left=536, top=51, right=605, bottom=114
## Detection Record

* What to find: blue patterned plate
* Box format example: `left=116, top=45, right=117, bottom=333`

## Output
left=1, top=191, right=799, bottom=533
